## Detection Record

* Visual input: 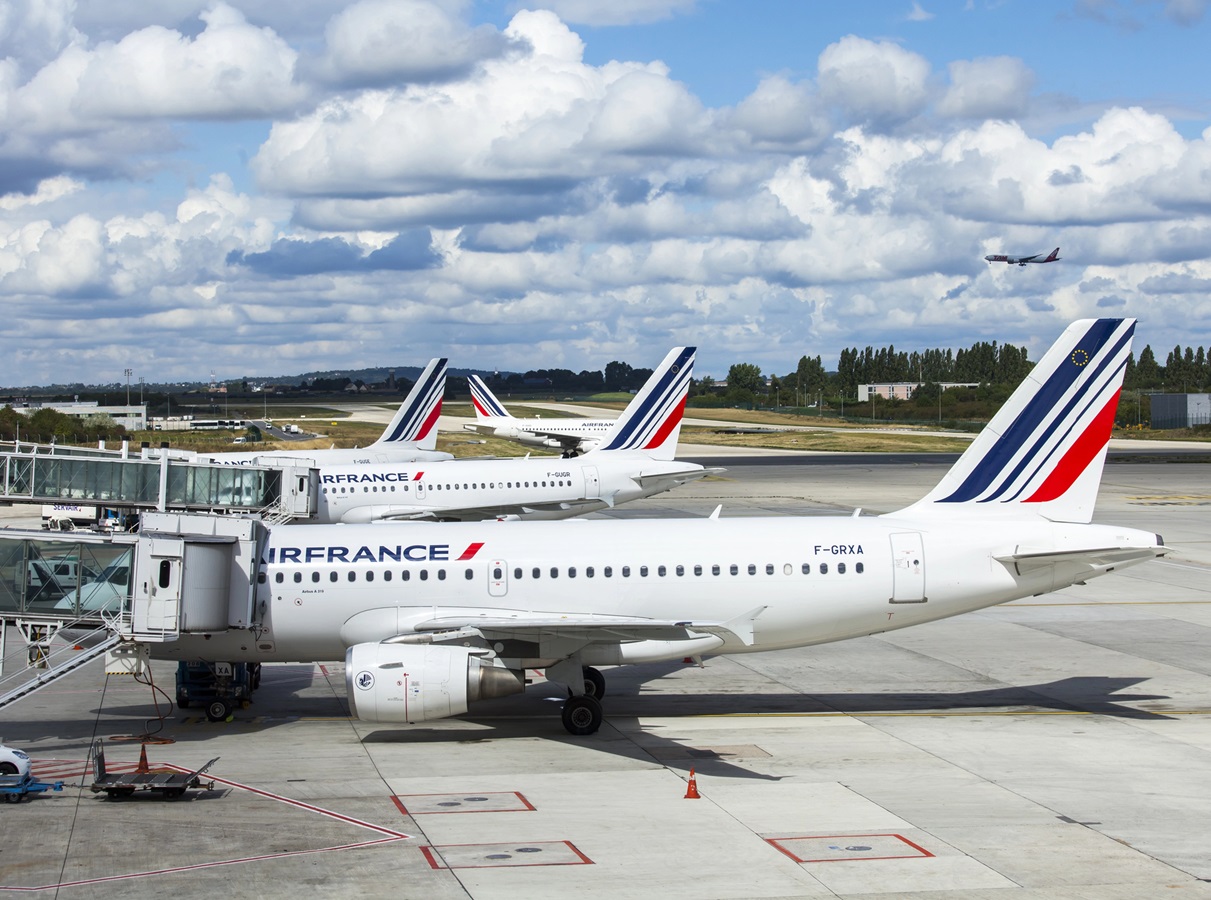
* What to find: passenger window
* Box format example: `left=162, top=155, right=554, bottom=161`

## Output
left=694, top=565, right=702, bottom=576
left=366, top=571, right=375, bottom=582
left=384, top=571, right=392, bottom=582
left=257, top=571, right=266, bottom=584
left=765, top=564, right=774, bottom=575
left=622, top=566, right=630, bottom=577
left=293, top=572, right=302, bottom=583
left=465, top=568, right=473, bottom=580
left=820, top=563, right=829, bottom=574
left=311, top=572, right=320, bottom=583
left=275, top=572, right=283, bottom=584
left=801, top=563, right=811, bottom=574
left=658, top=565, right=666, bottom=576
left=569, top=567, right=577, bottom=578
left=856, top=562, right=864, bottom=574
left=438, top=569, right=446, bottom=580
left=638, top=566, right=647, bottom=577
left=329, top=571, right=338, bottom=583
left=838, top=563, right=846, bottom=574
left=402, top=570, right=410, bottom=581
left=730, top=564, right=738, bottom=575
left=586, top=567, right=595, bottom=577
left=420, top=570, right=429, bottom=581
left=513, top=567, right=522, bottom=579
left=604, top=566, right=612, bottom=577
left=493, top=567, right=503, bottom=580
left=676, top=565, right=684, bottom=576
left=748, top=564, right=756, bottom=575
left=348, top=571, right=356, bottom=582
left=533, top=567, right=541, bottom=578
left=550, top=567, right=559, bottom=579
left=711, top=565, right=720, bottom=576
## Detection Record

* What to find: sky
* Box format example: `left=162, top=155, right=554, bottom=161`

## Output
left=2, top=0, right=1211, bottom=387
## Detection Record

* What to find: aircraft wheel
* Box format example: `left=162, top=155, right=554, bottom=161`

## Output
left=582, top=666, right=606, bottom=700
left=561, top=695, right=602, bottom=736
left=206, top=699, right=233, bottom=723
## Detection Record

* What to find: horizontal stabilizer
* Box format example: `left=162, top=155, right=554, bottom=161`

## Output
left=994, top=545, right=1167, bottom=576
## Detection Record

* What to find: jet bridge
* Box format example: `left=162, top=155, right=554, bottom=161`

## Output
left=0, top=513, right=268, bottom=712
left=0, top=441, right=315, bottom=522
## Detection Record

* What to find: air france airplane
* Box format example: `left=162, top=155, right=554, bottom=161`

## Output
left=200, top=358, right=452, bottom=466
left=464, top=373, right=618, bottom=457
left=985, top=247, right=1061, bottom=266
left=152, top=319, right=1165, bottom=736
left=313, top=347, right=714, bottom=522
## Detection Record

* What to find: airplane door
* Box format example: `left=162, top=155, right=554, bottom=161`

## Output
left=889, top=532, right=926, bottom=603
left=583, top=466, right=600, bottom=499
left=488, top=560, right=508, bottom=597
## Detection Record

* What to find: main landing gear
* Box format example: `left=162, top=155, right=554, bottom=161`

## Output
left=559, top=666, right=606, bottom=735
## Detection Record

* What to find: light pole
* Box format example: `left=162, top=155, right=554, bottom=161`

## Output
left=124, top=368, right=132, bottom=407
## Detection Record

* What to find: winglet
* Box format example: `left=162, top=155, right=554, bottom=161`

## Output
left=370, top=358, right=447, bottom=451
left=592, top=347, right=695, bottom=460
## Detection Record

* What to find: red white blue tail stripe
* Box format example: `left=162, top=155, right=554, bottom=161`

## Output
left=597, top=346, right=694, bottom=457
left=374, top=358, right=447, bottom=446
left=897, top=319, right=1134, bottom=523
left=468, top=375, right=510, bottom=420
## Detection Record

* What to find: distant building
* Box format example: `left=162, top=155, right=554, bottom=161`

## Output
left=12, top=401, right=146, bottom=430
left=1149, top=393, right=1211, bottom=429
left=857, top=382, right=979, bottom=402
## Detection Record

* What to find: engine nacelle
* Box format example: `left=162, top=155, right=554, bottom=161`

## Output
left=345, top=642, right=525, bottom=724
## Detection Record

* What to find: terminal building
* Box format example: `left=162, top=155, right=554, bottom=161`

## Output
left=1149, top=393, right=1211, bottom=429
left=11, top=401, right=147, bottom=431
left=857, top=382, right=979, bottom=402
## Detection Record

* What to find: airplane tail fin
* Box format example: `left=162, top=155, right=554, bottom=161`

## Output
left=369, top=357, right=447, bottom=451
left=468, top=375, right=511, bottom=423
left=890, top=319, right=1133, bottom=524
left=592, top=347, right=695, bottom=461
left=1046, top=247, right=1061, bottom=262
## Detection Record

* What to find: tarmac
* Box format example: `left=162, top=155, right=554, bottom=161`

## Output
left=1, top=451, right=1210, bottom=898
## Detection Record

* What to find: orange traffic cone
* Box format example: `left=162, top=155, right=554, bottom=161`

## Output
left=684, top=767, right=700, bottom=799
left=135, top=743, right=150, bottom=774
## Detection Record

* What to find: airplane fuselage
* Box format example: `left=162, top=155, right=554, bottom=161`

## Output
left=151, top=514, right=1160, bottom=666
left=467, top=418, right=614, bottom=452
left=312, top=453, right=710, bottom=522
left=203, top=447, right=454, bottom=467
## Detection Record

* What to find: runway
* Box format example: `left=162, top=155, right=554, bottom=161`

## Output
left=1, top=455, right=1210, bottom=898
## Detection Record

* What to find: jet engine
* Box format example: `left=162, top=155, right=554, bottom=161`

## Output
left=345, top=642, right=525, bottom=724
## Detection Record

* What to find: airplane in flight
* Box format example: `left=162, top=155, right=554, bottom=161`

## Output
left=147, top=319, right=1165, bottom=735
left=310, top=347, right=714, bottom=522
left=198, top=358, right=453, bottom=466
left=985, top=247, right=1061, bottom=266
left=464, top=373, right=617, bottom=457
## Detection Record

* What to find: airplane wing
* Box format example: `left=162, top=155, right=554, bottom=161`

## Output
left=405, top=606, right=767, bottom=648
left=369, top=498, right=608, bottom=522
left=994, top=545, right=1168, bottom=576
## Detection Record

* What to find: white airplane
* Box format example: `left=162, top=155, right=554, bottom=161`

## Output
left=151, top=319, right=1165, bottom=735
left=312, top=347, right=713, bottom=522
left=464, top=373, right=617, bottom=457
left=200, top=358, right=453, bottom=466
left=985, top=247, right=1061, bottom=266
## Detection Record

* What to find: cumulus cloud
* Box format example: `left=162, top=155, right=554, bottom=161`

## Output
left=727, top=76, right=831, bottom=149
left=938, top=56, right=1035, bottom=120
left=817, top=36, right=931, bottom=129
left=520, top=0, right=697, bottom=27
left=311, top=0, right=520, bottom=87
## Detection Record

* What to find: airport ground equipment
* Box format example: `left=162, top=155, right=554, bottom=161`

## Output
left=0, top=773, right=64, bottom=803
left=175, top=661, right=258, bottom=721
left=89, top=739, right=218, bottom=800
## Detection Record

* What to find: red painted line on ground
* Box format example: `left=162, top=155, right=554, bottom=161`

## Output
left=419, top=846, right=442, bottom=870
